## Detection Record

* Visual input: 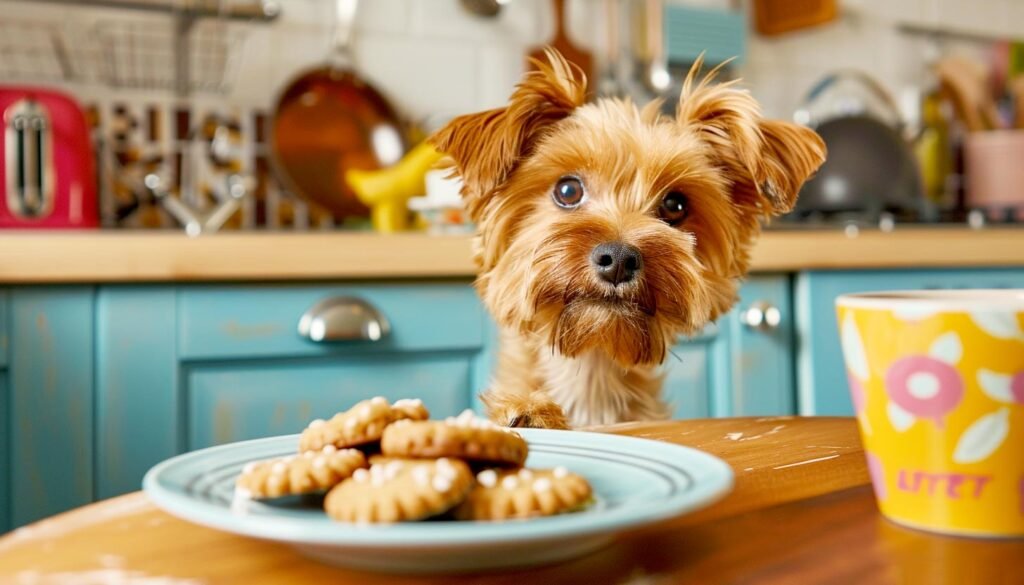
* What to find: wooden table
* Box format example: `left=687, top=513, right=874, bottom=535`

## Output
left=2, top=417, right=1022, bottom=584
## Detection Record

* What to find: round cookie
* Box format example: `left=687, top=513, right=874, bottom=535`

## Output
left=380, top=409, right=528, bottom=466
left=235, top=446, right=367, bottom=500
left=299, top=397, right=429, bottom=452
left=454, top=466, right=593, bottom=521
left=324, top=457, right=473, bottom=523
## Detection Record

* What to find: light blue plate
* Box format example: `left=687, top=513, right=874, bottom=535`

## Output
left=143, top=429, right=733, bottom=573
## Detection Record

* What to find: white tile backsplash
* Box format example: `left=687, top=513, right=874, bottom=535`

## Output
left=355, top=34, right=482, bottom=120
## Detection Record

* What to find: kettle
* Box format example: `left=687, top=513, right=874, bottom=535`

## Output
left=790, top=71, right=923, bottom=221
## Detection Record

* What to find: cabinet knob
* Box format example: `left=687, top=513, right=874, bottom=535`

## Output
left=298, top=297, right=391, bottom=342
left=741, top=301, right=781, bottom=331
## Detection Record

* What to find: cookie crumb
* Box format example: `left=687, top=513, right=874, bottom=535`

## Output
left=432, top=475, right=453, bottom=493
left=412, top=465, right=430, bottom=486
left=477, top=469, right=497, bottom=488
left=532, top=478, right=553, bottom=493
left=384, top=461, right=405, bottom=479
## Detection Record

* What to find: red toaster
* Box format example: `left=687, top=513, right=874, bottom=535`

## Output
left=0, top=86, right=98, bottom=228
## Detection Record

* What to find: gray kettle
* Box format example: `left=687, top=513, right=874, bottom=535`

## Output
left=791, top=71, right=923, bottom=220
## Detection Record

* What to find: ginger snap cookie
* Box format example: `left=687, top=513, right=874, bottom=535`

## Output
left=380, top=409, right=528, bottom=466
left=325, top=457, right=473, bottom=523
left=454, top=466, right=593, bottom=521
left=299, top=397, right=430, bottom=452
left=235, top=446, right=367, bottom=500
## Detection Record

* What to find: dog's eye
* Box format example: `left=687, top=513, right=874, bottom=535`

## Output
left=659, top=191, right=689, bottom=225
left=552, top=177, right=586, bottom=208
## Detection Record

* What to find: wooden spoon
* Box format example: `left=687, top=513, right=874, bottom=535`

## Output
left=528, top=0, right=594, bottom=85
left=936, top=57, right=1001, bottom=132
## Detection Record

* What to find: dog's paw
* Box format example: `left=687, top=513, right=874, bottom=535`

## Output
left=483, top=392, right=571, bottom=430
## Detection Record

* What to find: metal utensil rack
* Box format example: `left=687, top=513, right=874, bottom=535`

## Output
left=0, top=0, right=280, bottom=95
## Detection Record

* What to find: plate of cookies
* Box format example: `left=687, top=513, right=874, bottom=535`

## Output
left=143, top=397, right=733, bottom=573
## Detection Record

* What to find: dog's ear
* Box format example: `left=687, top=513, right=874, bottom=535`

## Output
left=676, top=60, right=825, bottom=216
left=429, top=48, right=586, bottom=220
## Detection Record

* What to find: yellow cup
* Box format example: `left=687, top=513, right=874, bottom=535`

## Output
left=836, top=290, right=1024, bottom=538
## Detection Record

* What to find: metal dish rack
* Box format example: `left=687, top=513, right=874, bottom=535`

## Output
left=0, top=19, right=78, bottom=83
left=0, top=0, right=279, bottom=94
left=89, top=17, right=248, bottom=94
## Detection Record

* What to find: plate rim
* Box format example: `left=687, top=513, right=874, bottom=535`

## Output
left=143, top=428, right=734, bottom=548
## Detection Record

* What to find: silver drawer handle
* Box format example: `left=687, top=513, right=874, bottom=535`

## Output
left=297, top=297, right=391, bottom=342
left=741, top=301, right=782, bottom=331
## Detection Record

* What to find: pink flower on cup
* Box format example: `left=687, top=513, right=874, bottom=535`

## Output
left=885, top=355, right=964, bottom=426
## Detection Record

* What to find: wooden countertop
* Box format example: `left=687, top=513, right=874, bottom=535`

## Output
left=1, top=227, right=1023, bottom=283
left=2, top=417, right=1019, bottom=583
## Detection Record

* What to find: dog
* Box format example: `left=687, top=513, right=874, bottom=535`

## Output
left=430, top=49, right=825, bottom=429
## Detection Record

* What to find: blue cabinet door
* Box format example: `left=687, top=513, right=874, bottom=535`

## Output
left=0, top=290, right=8, bottom=533
left=722, top=275, right=796, bottom=417
left=796, top=268, right=1024, bottom=415
left=8, top=288, right=95, bottom=528
left=662, top=274, right=794, bottom=419
left=95, top=282, right=487, bottom=498
left=95, top=287, right=178, bottom=502
left=661, top=326, right=719, bottom=419
left=596, top=275, right=795, bottom=420
left=0, top=369, right=7, bottom=533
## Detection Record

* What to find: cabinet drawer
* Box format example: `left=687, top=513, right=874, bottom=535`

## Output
left=179, top=283, right=484, bottom=360
left=188, top=356, right=473, bottom=449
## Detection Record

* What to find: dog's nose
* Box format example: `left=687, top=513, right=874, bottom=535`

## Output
left=591, top=242, right=642, bottom=285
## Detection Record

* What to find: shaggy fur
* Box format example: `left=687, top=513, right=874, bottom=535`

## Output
left=430, top=49, right=825, bottom=429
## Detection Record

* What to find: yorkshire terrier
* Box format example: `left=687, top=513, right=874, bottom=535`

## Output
left=430, top=50, right=826, bottom=429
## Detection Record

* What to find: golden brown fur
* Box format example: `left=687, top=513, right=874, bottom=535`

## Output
left=431, top=50, right=825, bottom=429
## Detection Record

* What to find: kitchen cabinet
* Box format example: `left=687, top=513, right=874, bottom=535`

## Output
left=6, top=288, right=95, bottom=529
left=796, top=268, right=1024, bottom=416
left=663, top=275, right=794, bottom=419
left=13, top=267, right=1023, bottom=530
left=0, top=290, right=7, bottom=533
